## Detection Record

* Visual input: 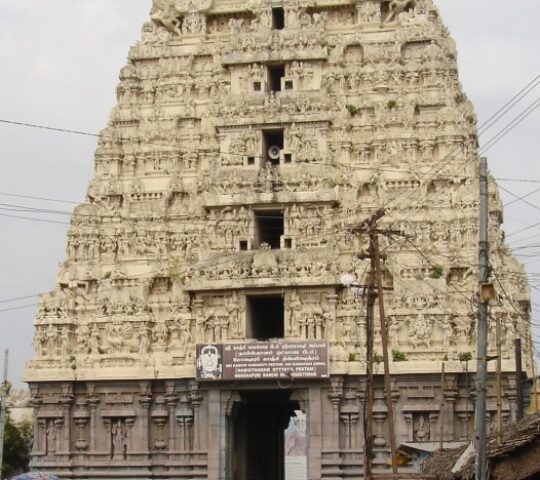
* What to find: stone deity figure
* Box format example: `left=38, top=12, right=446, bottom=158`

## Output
left=414, top=414, right=430, bottom=441
left=77, top=324, right=90, bottom=354
left=111, top=420, right=128, bottom=459
left=46, top=324, right=57, bottom=357
left=138, top=324, right=150, bottom=354
left=33, top=328, right=46, bottom=357
left=441, top=317, right=454, bottom=351
left=153, top=322, right=169, bottom=351
left=45, top=421, right=57, bottom=455
left=388, top=318, right=400, bottom=350
left=89, top=324, right=101, bottom=355
left=60, top=327, right=71, bottom=356
left=177, top=318, right=193, bottom=356
left=288, top=292, right=302, bottom=337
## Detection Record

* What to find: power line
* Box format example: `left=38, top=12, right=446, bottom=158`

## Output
left=0, top=304, right=37, bottom=314
left=0, top=213, right=70, bottom=225
left=0, top=192, right=81, bottom=205
left=0, top=119, right=98, bottom=138
left=0, top=294, right=40, bottom=305
left=478, top=74, right=540, bottom=135
left=479, top=97, right=540, bottom=155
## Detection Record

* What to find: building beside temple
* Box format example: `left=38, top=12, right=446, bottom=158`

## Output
left=25, top=0, right=533, bottom=479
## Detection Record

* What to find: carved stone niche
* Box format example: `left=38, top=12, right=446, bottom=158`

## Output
left=73, top=400, right=91, bottom=450
left=175, top=393, right=194, bottom=451
left=402, top=404, right=440, bottom=442
left=36, top=410, right=65, bottom=456
left=101, top=408, right=137, bottom=460
left=151, top=396, right=169, bottom=450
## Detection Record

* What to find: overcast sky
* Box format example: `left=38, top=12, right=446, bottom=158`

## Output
left=1, top=1, right=539, bottom=386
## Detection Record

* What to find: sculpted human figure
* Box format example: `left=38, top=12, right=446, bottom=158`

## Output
left=138, top=324, right=150, bottom=354
left=88, top=324, right=101, bottom=355
left=60, top=327, right=71, bottom=356
left=153, top=321, right=169, bottom=350
left=441, top=317, right=454, bottom=350
left=77, top=324, right=90, bottom=354
left=46, top=324, right=57, bottom=357
left=389, top=318, right=400, bottom=350
left=33, top=328, right=46, bottom=357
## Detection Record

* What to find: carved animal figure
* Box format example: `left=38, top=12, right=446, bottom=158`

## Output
left=151, top=0, right=182, bottom=35
left=385, top=0, right=413, bottom=23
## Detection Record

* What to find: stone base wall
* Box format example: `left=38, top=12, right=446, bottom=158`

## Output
left=29, top=373, right=525, bottom=479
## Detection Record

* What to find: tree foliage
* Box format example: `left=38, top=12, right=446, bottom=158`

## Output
left=2, top=416, right=31, bottom=479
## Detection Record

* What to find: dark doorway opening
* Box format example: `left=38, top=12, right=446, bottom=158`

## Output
left=255, top=210, right=284, bottom=249
left=263, top=129, right=284, bottom=165
left=246, top=295, right=284, bottom=339
left=272, top=7, right=285, bottom=30
left=232, top=390, right=300, bottom=480
left=268, top=64, right=285, bottom=92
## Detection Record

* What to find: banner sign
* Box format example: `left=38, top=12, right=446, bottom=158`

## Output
left=196, top=341, right=328, bottom=381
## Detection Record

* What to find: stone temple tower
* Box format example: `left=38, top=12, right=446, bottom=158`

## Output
left=26, top=1, right=533, bottom=478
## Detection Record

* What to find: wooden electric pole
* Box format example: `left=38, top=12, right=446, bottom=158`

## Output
left=515, top=338, right=524, bottom=420
left=364, top=250, right=376, bottom=480
left=352, top=209, right=400, bottom=477
left=0, top=349, right=9, bottom=476
left=371, top=232, right=398, bottom=473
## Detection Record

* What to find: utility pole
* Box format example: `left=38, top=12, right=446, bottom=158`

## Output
left=439, top=362, right=446, bottom=451
left=528, top=331, right=539, bottom=413
left=364, top=248, right=376, bottom=480
left=515, top=338, right=524, bottom=420
left=352, top=208, right=400, bottom=477
left=496, top=315, right=502, bottom=444
left=354, top=209, right=384, bottom=480
left=0, top=349, right=9, bottom=476
left=475, top=157, right=489, bottom=480
left=371, top=232, right=398, bottom=474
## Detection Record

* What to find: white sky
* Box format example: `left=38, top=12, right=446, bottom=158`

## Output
left=0, top=1, right=539, bottom=386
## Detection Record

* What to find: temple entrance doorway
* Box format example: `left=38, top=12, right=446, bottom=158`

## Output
left=231, top=390, right=306, bottom=480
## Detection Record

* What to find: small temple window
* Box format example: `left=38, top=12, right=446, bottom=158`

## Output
left=268, top=64, right=285, bottom=92
left=255, top=210, right=284, bottom=249
left=263, top=129, right=284, bottom=165
left=272, top=7, right=285, bottom=30
left=246, top=295, right=285, bottom=339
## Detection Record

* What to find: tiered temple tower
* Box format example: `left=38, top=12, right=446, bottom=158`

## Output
left=26, top=1, right=533, bottom=478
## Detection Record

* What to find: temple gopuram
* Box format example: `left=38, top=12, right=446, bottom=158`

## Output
left=26, top=1, right=533, bottom=478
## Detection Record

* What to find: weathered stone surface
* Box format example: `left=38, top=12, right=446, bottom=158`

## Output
left=26, top=0, right=532, bottom=477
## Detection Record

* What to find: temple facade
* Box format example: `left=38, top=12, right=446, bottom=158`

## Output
left=26, top=1, right=532, bottom=479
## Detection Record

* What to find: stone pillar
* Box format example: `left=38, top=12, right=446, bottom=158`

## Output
left=308, top=386, right=322, bottom=480
left=139, top=395, right=152, bottom=454
left=328, top=377, right=343, bottom=449
left=126, top=417, right=135, bottom=452
left=54, top=418, right=64, bottom=454
left=166, top=394, right=179, bottom=451
left=30, top=395, right=42, bottom=454
left=207, top=388, right=220, bottom=480
left=37, top=419, right=46, bottom=454
left=60, top=399, right=72, bottom=454
left=403, top=413, right=413, bottom=441
left=429, top=413, right=438, bottom=442
left=189, top=381, right=203, bottom=450
left=444, top=388, right=458, bottom=441
left=88, top=396, right=100, bottom=452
